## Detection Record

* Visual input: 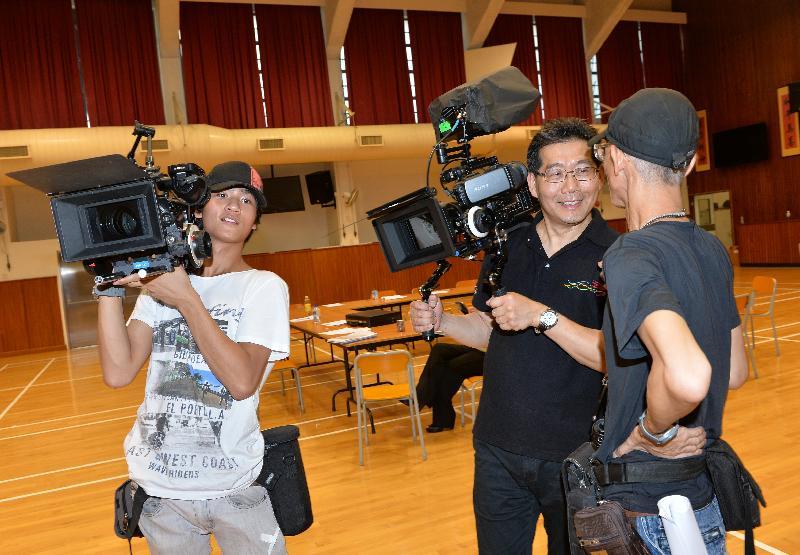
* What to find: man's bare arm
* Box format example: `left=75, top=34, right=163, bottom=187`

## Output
left=485, top=292, right=604, bottom=371
left=638, top=309, right=712, bottom=433
left=97, top=297, right=153, bottom=388
left=729, top=325, right=748, bottom=389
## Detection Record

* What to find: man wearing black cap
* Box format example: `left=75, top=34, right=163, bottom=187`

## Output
left=589, top=89, right=748, bottom=553
left=97, top=161, right=291, bottom=553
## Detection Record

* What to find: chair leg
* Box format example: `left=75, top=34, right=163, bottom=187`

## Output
left=292, top=368, right=305, bottom=413
left=412, top=394, right=427, bottom=461
left=279, top=369, right=286, bottom=395
left=471, top=386, right=477, bottom=424
left=770, top=314, right=780, bottom=356
left=460, top=385, right=466, bottom=428
left=357, top=398, right=364, bottom=466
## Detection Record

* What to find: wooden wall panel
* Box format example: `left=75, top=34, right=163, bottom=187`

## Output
left=737, top=221, right=800, bottom=265
left=675, top=0, right=800, bottom=263
left=245, top=242, right=482, bottom=305
left=0, top=277, right=64, bottom=356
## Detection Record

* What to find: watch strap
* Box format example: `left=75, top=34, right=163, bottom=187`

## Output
left=638, top=410, right=679, bottom=445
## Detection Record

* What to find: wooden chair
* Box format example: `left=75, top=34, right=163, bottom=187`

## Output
left=459, top=376, right=483, bottom=427
left=354, top=350, right=426, bottom=465
left=735, top=292, right=758, bottom=378
left=750, top=276, right=780, bottom=356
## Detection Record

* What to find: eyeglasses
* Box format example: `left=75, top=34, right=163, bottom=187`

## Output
left=535, top=166, right=599, bottom=184
left=593, top=141, right=609, bottom=162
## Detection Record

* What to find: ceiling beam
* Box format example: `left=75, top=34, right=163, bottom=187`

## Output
left=464, top=0, right=504, bottom=49
left=583, top=0, right=633, bottom=60
left=324, top=0, right=355, bottom=59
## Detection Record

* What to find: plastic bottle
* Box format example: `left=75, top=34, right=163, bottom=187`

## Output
left=303, top=295, right=312, bottom=315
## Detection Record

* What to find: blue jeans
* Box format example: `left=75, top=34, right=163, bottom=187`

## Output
left=137, top=484, right=286, bottom=554
left=473, top=437, right=568, bottom=554
left=635, top=497, right=726, bottom=554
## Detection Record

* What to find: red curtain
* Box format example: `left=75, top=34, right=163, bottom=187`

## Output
left=641, top=23, right=685, bottom=92
left=181, top=2, right=265, bottom=128
left=407, top=11, right=466, bottom=124
left=596, top=21, right=645, bottom=121
left=484, top=15, right=542, bottom=125
left=535, top=16, right=592, bottom=121
left=256, top=5, right=333, bottom=128
left=0, top=0, right=85, bottom=129
left=344, top=9, right=415, bottom=125
left=76, top=0, right=165, bottom=127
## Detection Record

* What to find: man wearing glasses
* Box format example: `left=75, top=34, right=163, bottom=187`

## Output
left=410, top=117, right=618, bottom=553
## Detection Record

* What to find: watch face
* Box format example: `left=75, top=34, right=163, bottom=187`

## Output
left=540, top=310, right=558, bottom=328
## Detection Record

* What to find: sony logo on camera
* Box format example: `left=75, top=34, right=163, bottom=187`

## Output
left=7, top=123, right=212, bottom=283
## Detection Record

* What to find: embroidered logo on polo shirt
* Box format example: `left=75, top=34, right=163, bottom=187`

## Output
left=563, top=279, right=607, bottom=297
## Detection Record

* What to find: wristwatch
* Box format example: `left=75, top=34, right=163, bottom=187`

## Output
left=638, top=410, right=679, bottom=445
left=534, top=308, right=558, bottom=334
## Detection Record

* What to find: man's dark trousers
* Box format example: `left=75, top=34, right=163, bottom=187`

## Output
left=473, top=437, right=569, bottom=554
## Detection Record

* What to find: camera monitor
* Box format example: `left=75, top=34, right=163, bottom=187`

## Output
left=368, top=188, right=456, bottom=272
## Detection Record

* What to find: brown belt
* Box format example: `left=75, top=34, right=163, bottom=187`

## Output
left=624, top=509, right=655, bottom=518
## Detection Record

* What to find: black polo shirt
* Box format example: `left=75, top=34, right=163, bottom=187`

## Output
left=472, top=209, right=618, bottom=461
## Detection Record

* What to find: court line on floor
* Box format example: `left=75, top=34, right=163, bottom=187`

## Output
left=0, top=474, right=129, bottom=504
left=0, top=457, right=126, bottom=484
left=0, top=359, right=54, bottom=422
left=0, top=404, right=141, bottom=431
left=727, top=531, right=788, bottom=555
left=0, top=363, right=8, bottom=372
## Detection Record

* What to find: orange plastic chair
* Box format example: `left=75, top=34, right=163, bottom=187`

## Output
left=354, top=350, right=426, bottom=465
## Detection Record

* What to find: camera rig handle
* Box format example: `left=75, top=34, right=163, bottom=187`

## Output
left=419, top=259, right=452, bottom=342
left=486, top=228, right=509, bottom=297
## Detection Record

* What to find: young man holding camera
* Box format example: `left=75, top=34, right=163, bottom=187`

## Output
left=591, top=88, right=748, bottom=553
left=410, top=118, right=617, bottom=554
left=97, top=161, right=290, bottom=554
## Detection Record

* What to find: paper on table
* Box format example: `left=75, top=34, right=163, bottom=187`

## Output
left=323, top=302, right=343, bottom=307
left=380, top=294, right=407, bottom=300
left=432, top=289, right=450, bottom=295
left=328, top=329, right=378, bottom=344
left=322, top=319, right=348, bottom=327
left=321, top=327, right=360, bottom=336
left=290, top=315, right=314, bottom=323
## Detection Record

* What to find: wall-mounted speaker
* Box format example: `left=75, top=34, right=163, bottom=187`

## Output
left=305, top=170, right=335, bottom=207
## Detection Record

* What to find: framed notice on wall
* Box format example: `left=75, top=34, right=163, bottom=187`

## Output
left=696, top=110, right=711, bottom=171
left=778, top=86, right=800, bottom=157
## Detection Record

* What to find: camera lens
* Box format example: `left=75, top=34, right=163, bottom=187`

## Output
left=95, top=200, right=143, bottom=241
left=101, top=208, right=139, bottom=237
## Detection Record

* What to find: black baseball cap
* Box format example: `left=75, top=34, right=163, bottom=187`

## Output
left=589, top=88, right=699, bottom=170
left=206, top=161, right=267, bottom=212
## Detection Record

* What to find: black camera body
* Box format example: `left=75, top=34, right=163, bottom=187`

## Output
left=368, top=67, right=541, bottom=275
left=8, top=125, right=212, bottom=284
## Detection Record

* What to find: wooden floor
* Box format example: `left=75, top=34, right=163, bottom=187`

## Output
left=1, top=265, right=798, bottom=554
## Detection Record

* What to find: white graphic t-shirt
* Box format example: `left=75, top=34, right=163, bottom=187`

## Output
left=124, top=269, right=289, bottom=500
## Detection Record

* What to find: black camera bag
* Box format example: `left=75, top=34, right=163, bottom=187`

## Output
left=256, top=425, right=314, bottom=536
left=706, top=438, right=766, bottom=555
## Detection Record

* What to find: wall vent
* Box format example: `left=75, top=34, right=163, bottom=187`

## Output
left=0, top=145, right=30, bottom=159
left=139, top=139, right=170, bottom=152
left=358, top=135, right=384, bottom=147
left=258, top=138, right=285, bottom=150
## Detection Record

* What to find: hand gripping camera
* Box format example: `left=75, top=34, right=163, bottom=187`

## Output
left=8, top=122, right=212, bottom=284
left=367, top=67, right=542, bottom=337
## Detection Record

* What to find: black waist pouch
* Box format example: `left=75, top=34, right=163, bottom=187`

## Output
left=114, top=480, right=148, bottom=539
left=256, top=425, right=314, bottom=536
left=706, top=438, right=766, bottom=555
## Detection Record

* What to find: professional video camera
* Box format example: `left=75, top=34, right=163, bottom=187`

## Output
left=367, top=67, right=542, bottom=332
left=8, top=122, right=212, bottom=284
